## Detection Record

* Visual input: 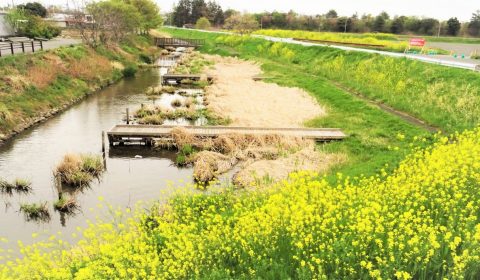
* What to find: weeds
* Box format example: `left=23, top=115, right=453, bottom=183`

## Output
left=55, top=154, right=104, bottom=187
left=0, top=178, right=32, bottom=195
left=54, top=197, right=79, bottom=213
left=19, top=202, right=50, bottom=222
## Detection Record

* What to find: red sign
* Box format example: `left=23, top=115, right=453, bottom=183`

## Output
left=409, top=38, right=426, bottom=47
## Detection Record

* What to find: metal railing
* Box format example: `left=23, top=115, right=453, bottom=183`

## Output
left=0, top=40, right=44, bottom=57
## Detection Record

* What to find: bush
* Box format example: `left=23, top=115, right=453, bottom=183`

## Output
left=122, top=65, right=138, bottom=77
left=139, top=53, right=153, bottom=64
left=195, top=17, right=211, bottom=30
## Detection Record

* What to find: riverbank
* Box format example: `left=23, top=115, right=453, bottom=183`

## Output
left=0, top=35, right=160, bottom=144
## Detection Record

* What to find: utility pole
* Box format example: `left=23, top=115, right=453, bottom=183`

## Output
left=437, top=21, right=441, bottom=37
left=344, top=18, right=348, bottom=33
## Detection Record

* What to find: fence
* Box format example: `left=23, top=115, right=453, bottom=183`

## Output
left=0, top=40, right=44, bottom=57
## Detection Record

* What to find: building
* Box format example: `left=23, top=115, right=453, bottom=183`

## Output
left=44, top=13, right=69, bottom=28
left=0, top=12, right=15, bottom=37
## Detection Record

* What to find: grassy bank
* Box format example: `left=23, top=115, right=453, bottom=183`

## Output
left=0, top=35, right=159, bottom=141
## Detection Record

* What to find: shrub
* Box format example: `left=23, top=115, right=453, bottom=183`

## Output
left=195, top=17, right=211, bottom=30
left=122, top=65, right=138, bottom=77
left=139, top=53, right=152, bottom=64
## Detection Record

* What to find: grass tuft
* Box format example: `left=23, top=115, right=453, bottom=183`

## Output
left=55, top=154, right=104, bottom=187
left=54, top=197, right=79, bottom=213
left=0, top=178, right=32, bottom=195
left=19, top=202, right=50, bottom=222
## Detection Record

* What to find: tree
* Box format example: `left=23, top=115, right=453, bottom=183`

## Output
left=446, top=17, right=461, bottom=36
left=206, top=1, right=224, bottom=26
left=224, top=13, right=259, bottom=34
left=17, top=2, right=47, bottom=18
left=373, top=15, right=385, bottom=32
left=123, top=0, right=163, bottom=33
left=173, top=0, right=191, bottom=27
left=325, top=9, right=337, bottom=19
left=468, top=10, right=480, bottom=36
left=86, top=0, right=141, bottom=46
left=195, top=17, right=211, bottom=29
left=191, top=0, right=208, bottom=23
left=336, top=17, right=352, bottom=32
left=390, top=16, right=405, bottom=34
left=6, top=7, right=60, bottom=39
left=419, top=18, right=438, bottom=35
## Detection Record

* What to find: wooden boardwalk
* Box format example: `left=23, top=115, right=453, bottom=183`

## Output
left=107, top=125, right=346, bottom=146
left=155, top=38, right=205, bottom=48
left=162, top=74, right=214, bottom=85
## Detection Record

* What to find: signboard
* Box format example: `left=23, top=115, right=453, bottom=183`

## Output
left=409, top=38, right=426, bottom=47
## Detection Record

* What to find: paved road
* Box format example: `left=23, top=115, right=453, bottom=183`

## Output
left=427, top=42, right=480, bottom=57
left=164, top=26, right=480, bottom=72
left=0, top=37, right=81, bottom=57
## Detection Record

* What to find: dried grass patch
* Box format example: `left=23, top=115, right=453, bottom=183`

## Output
left=67, top=53, right=112, bottom=81
left=27, top=61, right=59, bottom=89
left=162, top=128, right=316, bottom=183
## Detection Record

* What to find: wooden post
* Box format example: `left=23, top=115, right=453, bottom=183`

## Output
left=102, top=131, right=106, bottom=153
left=126, top=108, right=130, bottom=124
left=21, top=42, right=25, bottom=53
left=10, top=42, right=14, bottom=55
left=40, top=40, right=43, bottom=50
left=55, top=174, right=63, bottom=199
left=102, top=131, right=107, bottom=170
left=31, top=41, right=35, bottom=52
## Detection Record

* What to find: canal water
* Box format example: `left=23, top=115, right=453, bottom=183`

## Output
left=0, top=68, right=197, bottom=249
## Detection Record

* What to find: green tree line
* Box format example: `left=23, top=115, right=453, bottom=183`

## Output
left=170, top=3, right=480, bottom=37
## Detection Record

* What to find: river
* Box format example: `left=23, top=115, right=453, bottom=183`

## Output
left=0, top=68, right=196, bottom=249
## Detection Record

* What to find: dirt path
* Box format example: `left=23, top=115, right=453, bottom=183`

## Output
left=199, top=55, right=345, bottom=186
left=204, top=55, right=325, bottom=127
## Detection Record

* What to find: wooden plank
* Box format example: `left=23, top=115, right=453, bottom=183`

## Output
left=107, top=125, right=347, bottom=143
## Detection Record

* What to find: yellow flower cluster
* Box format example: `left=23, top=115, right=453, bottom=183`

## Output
left=254, top=29, right=410, bottom=52
left=2, top=128, right=480, bottom=279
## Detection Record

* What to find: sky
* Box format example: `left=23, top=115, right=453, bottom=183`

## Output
left=4, top=0, right=480, bottom=21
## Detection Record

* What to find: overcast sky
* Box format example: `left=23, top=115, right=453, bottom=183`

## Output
left=6, top=0, right=480, bottom=21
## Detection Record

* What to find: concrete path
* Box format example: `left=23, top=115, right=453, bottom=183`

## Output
left=0, top=37, right=81, bottom=57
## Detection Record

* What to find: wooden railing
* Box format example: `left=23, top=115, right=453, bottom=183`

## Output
left=154, top=37, right=205, bottom=48
left=0, top=40, right=44, bottom=57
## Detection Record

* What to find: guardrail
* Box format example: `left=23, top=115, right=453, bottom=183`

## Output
left=0, top=40, right=44, bottom=57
